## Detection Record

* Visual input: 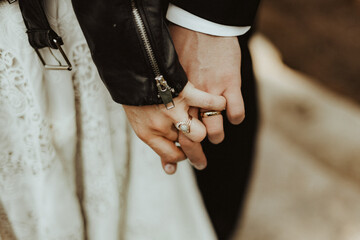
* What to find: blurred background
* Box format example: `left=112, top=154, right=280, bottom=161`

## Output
left=234, top=0, right=360, bottom=239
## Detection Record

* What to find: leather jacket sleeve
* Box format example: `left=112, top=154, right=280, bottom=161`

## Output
left=169, top=0, right=260, bottom=26
left=71, top=0, right=188, bottom=106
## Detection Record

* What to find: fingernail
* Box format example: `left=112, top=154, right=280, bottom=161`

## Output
left=164, top=164, right=176, bottom=174
left=194, top=164, right=206, bottom=170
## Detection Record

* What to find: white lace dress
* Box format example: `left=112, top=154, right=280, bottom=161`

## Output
left=0, top=1, right=216, bottom=239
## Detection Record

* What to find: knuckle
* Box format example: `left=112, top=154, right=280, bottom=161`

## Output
left=149, top=119, right=164, bottom=133
left=168, top=132, right=179, bottom=142
left=218, top=97, right=226, bottom=108
left=238, top=111, right=246, bottom=122
left=193, top=131, right=206, bottom=143
left=209, top=132, right=224, bottom=144
left=136, top=131, right=149, bottom=142
left=232, top=110, right=245, bottom=123
left=204, top=97, right=215, bottom=108
left=210, top=138, right=224, bottom=145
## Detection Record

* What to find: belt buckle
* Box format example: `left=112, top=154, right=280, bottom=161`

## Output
left=35, top=39, right=72, bottom=71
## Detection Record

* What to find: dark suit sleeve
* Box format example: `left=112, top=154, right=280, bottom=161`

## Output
left=169, top=0, right=260, bottom=26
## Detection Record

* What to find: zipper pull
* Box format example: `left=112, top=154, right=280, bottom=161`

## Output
left=156, top=75, right=175, bottom=110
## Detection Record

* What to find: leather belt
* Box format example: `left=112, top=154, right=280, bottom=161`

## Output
left=15, top=0, right=72, bottom=70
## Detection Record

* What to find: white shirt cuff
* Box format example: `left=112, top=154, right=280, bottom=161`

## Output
left=166, top=3, right=251, bottom=37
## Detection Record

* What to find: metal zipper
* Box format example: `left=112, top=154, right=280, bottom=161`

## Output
left=131, top=0, right=175, bottom=110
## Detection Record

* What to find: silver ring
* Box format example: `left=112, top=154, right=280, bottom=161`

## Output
left=175, top=117, right=192, bottom=134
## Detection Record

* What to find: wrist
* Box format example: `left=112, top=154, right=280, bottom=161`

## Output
left=169, top=23, right=238, bottom=50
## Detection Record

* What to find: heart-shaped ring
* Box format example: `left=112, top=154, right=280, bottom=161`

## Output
left=175, top=117, right=192, bottom=134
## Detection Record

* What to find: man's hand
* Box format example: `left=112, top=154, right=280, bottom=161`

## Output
left=169, top=24, right=245, bottom=146
left=123, top=82, right=226, bottom=174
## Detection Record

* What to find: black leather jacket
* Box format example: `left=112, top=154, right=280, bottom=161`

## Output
left=71, top=0, right=260, bottom=107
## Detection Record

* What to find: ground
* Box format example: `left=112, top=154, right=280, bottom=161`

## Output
left=234, top=35, right=360, bottom=240
left=257, top=0, right=360, bottom=104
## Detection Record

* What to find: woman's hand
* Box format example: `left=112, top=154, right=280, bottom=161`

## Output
left=123, top=82, right=226, bottom=174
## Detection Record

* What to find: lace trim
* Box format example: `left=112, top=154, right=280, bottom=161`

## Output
left=0, top=49, right=56, bottom=180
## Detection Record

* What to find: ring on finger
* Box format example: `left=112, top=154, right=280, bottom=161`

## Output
left=201, top=111, right=222, bottom=118
left=175, top=117, right=192, bottom=134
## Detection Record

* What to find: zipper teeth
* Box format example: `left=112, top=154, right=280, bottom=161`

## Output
left=131, top=0, right=161, bottom=77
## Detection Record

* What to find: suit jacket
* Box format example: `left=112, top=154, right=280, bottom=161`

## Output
left=170, top=0, right=260, bottom=26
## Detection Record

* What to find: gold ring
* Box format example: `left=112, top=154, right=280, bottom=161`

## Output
left=201, top=111, right=221, bottom=118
